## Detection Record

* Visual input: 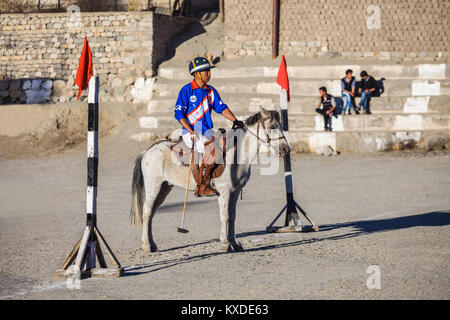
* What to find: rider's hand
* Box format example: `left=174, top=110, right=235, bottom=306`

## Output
left=232, top=120, right=245, bottom=129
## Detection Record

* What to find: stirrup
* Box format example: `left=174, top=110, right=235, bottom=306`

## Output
left=195, top=184, right=218, bottom=197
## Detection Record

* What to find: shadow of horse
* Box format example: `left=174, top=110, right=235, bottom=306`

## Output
left=123, top=211, right=450, bottom=276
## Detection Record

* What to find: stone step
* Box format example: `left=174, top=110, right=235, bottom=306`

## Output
left=289, top=130, right=445, bottom=154
left=154, top=77, right=450, bottom=98
left=147, top=95, right=449, bottom=115
left=159, top=63, right=449, bottom=80
left=130, top=128, right=449, bottom=155
left=139, top=113, right=450, bottom=132
left=130, top=129, right=175, bottom=143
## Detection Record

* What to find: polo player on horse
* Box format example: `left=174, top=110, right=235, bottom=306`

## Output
left=174, top=57, right=244, bottom=197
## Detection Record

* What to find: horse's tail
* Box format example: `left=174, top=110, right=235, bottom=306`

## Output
left=130, top=151, right=146, bottom=226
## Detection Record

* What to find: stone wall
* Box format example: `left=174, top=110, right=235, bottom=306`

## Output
left=224, top=0, right=450, bottom=61
left=0, top=11, right=191, bottom=104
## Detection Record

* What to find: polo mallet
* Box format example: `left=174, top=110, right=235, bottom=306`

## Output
left=177, top=142, right=195, bottom=233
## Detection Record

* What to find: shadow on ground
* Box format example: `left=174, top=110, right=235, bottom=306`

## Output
left=123, top=211, right=450, bottom=277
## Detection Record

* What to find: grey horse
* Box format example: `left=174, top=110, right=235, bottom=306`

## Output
left=130, top=107, right=290, bottom=253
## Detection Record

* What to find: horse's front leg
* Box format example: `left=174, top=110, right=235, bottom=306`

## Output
left=228, top=189, right=244, bottom=252
left=217, top=191, right=232, bottom=252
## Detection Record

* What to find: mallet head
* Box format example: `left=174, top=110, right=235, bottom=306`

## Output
left=177, top=227, right=189, bottom=233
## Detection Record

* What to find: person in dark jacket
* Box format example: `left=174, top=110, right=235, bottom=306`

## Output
left=315, top=87, right=336, bottom=131
left=358, top=70, right=376, bottom=114
left=341, top=69, right=359, bottom=115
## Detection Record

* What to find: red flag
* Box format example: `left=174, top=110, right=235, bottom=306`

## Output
left=75, top=36, right=94, bottom=100
left=276, top=55, right=290, bottom=101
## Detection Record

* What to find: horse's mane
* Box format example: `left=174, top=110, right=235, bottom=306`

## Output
left=245, top=110, right=280, bottom=126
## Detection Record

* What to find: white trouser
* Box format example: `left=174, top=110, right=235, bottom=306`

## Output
left=182, top=133, right=211, bottom=154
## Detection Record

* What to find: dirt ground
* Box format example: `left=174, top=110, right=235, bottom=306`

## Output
left=0, top=113, right=449, bottom=300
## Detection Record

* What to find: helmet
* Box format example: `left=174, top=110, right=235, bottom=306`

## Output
left=188, top=57, right=215, bottom=75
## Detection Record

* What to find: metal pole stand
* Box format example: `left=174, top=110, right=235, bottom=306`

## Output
left=56, top=77, right=123, bottom=279
left=266, top=89, right=319, bottom=233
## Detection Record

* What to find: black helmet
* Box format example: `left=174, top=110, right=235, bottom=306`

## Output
left=188, top=57, right=215, bottom=75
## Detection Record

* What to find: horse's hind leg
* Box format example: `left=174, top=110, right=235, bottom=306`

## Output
left=142, top=181, right=173, bottom=253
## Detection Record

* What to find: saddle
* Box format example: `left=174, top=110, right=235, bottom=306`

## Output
left=169, top=128, right=227, bottom=183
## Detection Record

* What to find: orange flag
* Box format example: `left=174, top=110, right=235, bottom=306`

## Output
left=276, top=55, right=290, bottom=101
left=75, top=36, right=94, bottom=100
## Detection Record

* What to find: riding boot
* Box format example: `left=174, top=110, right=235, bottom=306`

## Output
left=195, top=162, right=218, bottom=197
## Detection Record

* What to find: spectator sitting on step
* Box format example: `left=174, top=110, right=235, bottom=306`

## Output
left=315, top=86, right=336, bottom=132
left=341, top=69, right=358, bottom=115
left=358, top=70, right=376, bottom=114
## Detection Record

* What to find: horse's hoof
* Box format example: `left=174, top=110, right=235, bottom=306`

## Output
left=142, top=245, right=151, bottom=253
left=231, top=243, right=245, bottom=252
left=220, top=244, right=232, bottom=253
left=150, top=245, right=159, bottom=253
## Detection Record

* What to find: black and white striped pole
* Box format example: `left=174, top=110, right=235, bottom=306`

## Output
left=266, top=72, right=319, bottom=233
left=56, top=77, right=123, bottom=279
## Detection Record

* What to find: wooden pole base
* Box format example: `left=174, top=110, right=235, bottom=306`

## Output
left=266, top=224, right=302, bottom=233
left=56, top=225, right=123, bottom=279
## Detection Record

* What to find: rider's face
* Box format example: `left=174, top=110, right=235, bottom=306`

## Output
left=199, top=70, right=211, bottom=83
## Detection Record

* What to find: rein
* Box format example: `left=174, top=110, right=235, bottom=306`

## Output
left=245, top=116, right=287, bottom=148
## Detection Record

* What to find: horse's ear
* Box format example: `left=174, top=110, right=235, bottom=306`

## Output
left=259, top=106, right=270, bottom=117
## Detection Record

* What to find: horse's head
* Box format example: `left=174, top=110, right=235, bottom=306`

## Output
left=244, top=106, right=290, bottom=158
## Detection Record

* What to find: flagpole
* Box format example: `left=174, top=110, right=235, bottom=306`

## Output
left=266, top=56, right=319, bottom=233
left=56, top=37, right=123, bottom=280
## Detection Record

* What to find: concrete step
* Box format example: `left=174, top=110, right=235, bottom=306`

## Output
left=153, top=77, right=450, bottom=98
left=159, top=63, right=448, bottom=80
left=147, top=95, right=450, bottom=115
left=130, top=128, right=175, bottom=143
left=139, top=112, right=450, bottom=132
left=130, top=128, right=449, bottom=155
left=289, top=130, right=445, bottom=154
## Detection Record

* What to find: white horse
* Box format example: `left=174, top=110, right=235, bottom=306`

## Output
left=130, top=107, right=290, bottom=253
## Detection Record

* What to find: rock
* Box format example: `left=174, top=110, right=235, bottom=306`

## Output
left=10, top=80, right=21, bottom=91
left=0, top=80, right=9, bottom=90
left=22, top=80, right=31, bottom=90
left=9, top=90, right=21, bottom=98
left=145, top=69, right=154, bottom=78
left=111, top=78, right=122, bottom=88
left=424, top=135, right=448, bottom=151
left=134, top=77, right=145, bottom=89
left=52, top=80, right=66, bottom=96
left=124, top=77, right=135, bottom=86
left=61, top=90, right=75, bottom=101
left=113, top=86, right=124, bottom=96
left=41, top=79, right=53, bottom=90
left=376, top=134, right=394, bottom=152
left=31, top=79, right=42, bottom=90
left=321, top=145, right=339, bottom=156
left=0, top=90, right=9, bottom=98
left=25, top=88, right=52, bottom=104
left=130, top=77, right=155, bottom=104
left=19, top=92, right=27, bottom=103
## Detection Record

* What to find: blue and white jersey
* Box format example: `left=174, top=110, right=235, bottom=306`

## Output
left=174, top=80, right=228, bottom=135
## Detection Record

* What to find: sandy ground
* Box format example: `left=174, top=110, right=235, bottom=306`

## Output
left=0, top=118, right=449, bottom=300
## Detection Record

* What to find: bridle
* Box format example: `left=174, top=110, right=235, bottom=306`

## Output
left=244, top=115, right=289, bottom=150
